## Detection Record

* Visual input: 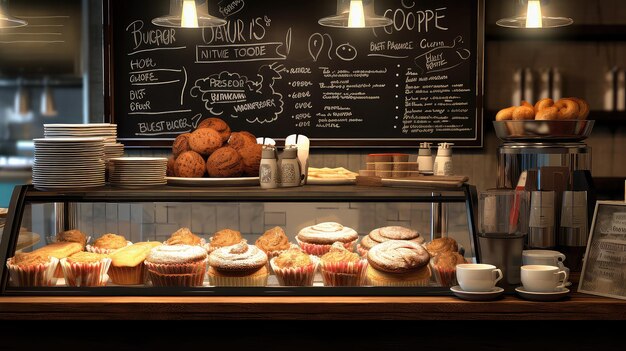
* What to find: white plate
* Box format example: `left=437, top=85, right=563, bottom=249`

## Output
left=109, top=157, right=167, bottom=162
left=34, top=137, right=105, bottom=143
left=306, top=177, right=357, bottom=185
left=44, top=123, right=115, bottom=128
left=450, top=286, right=505, bottom=301
left=166, top=176, right=260, bottom=186
left=515, top=286, right=570, bottom=302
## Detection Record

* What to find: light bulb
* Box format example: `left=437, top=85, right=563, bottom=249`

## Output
left=525, top=0, right=543, bottom=28
left=181, top=0, right=199, bottom=28
left=348, top=0, right=365, bottom=28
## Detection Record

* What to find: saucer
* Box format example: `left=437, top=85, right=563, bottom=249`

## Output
left=515, top=286, right=570, bottom=302
left=450, top=286, right=505, bottom=301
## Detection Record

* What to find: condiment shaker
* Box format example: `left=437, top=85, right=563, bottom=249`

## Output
left=278, top=145, right=302, bottom=188
left=417, top=142, right=434, bottom=175
left=433, top=142, right=454, bottom=176
left=260, top=145, right=278, bottom=189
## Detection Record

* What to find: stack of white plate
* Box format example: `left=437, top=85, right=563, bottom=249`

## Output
left=33, top=137, right=106, bottom=190
left=44, top=124, right=123, bottom=162
left=104, top=143, right=125, bottom=162
left=108, top=157, right=168, bottom=188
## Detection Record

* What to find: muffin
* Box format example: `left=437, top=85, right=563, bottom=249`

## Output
left=296, top=222, right=359, bottom=256
left=228, top=131, right=256, bottom=151
left=207, top=241, right=269, bottom=286
left=424, top=237, right=459, bottom=257
left=239, top=143, right=262, bottom=176
left=270, top=248, right=319, bottom=286
left=319, top=242, right=368, bottom=286
left=189, top=127, right=222, bottom=157
left=358, top=226, right=425, bottom=257
left=108, top=241, right=162, bottom=285
left=366, top=240, right=431, bottom=286
left=206, top=146, right=244, bottom=178
left=60, top=251, right=111, bottom=287
left=6, top=252, right=59, bottom=287
left=164, top=227, right=205, bottom=246
left=206, top=228, right=243, bottom=253
left=144, top=244, right=208, bottom=287
left=197, top=117, right=231, bottom=143
left=86, top=233, right=131, bottom=254
left=56, top=229, right=88, bottom=248
left=166, top=156, right=177, bottom=177
left=32, top=241, right=84, bottom=278
left=255, top=226, right=292, bottom=259
left=172, top=133, right=191, bottom=158
left=175, top=150, right=205, bottom=178
left=430, top=251, right=466, bottom=287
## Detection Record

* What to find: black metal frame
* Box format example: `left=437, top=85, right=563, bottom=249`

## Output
left=0, top=184, right=479, bottom=296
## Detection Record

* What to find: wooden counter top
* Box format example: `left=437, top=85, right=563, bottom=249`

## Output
left=1, top=292, right=624, bottom=320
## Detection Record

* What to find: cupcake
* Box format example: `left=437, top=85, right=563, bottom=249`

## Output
left=205, top=228, right=243, bottom=253
left=366, top=240, right=431, bottom=286
left=319, top=242, right=367, bottom=286
left=60, top=252, right=111, bottom=287
left=32, top=241, right=84, bottom=278
left=430, top=251, right=467, bottom=287
left=144, top=244, right=208, bottom=287
left=56, top=229, right=89, bottom=248
left=207, top=241, right=268, bottom=286
left=6, top=252, right=59, bottom=287
left=424, top=237, right=459, bottom=257
left=255, top=226, right=292, bottom=260
left=165, top=227, right=205, bottom=246
left=296, top=222, right=359, bottom=256
left=358, top=226, right=425, bottom=258
left=108, top=241, right=162, bottom=285
left=86, top=233, right=131, bottom=254
left=270, top=248, right=319, bottom=286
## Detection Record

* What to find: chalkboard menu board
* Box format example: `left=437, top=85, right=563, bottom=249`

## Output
left=106, top=0, right=484, bottom=147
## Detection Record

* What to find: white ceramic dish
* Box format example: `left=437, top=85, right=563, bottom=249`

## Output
left=166, top=176, right=260, bottom=186
left=450, top=285, right=505, bottom=301
left=515, top=286, right=570, bottom=302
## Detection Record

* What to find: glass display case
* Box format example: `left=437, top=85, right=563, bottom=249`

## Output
left=0, top=184, right=478, bottom=296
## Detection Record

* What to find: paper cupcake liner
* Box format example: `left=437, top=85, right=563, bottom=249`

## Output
left=6, top=257, right=59, bottom=287
left=430, top=265, right=458, bottom=287
left=53, top=264, right=64, bottom=278
left=148, top=271, right=205, bottom=287
left=86, top=241, right=133, bottom=255
left=263, top=244, right=299, bottom=274
left=356, top=244, right=369, bottom=258
left=296, top=238, right=356, bottom=256
left=145, top=258, right=208, bottom=275
left=320, top=259, right=368, bottom=286
left=270, top=256, right=319, bottom=286
left=108, top=264, right=145, bottom=285
left=207, top=270, right=269, bottom=287
left=60, top=257, right=112, bottom=287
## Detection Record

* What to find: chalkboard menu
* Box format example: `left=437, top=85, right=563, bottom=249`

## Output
left=106, top=0, right=484, bottom=147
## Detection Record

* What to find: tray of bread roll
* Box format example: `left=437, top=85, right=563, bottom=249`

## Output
left=493, top=97, right=594, bottom=142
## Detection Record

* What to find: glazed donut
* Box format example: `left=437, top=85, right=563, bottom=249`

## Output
left=554, top=98, right=580, bottom=120
left=520, top=100, right=535, bottom=111
left=534, top=98, right=555, bottom=112
left=565, top=97, right=590, bottom=120
left=512, top=106, right=535, bottom=120
left=535, top=106, right=559, bottom=120
left=496, top=106, right=515, bottom=121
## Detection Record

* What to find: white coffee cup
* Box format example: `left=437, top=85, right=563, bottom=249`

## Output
left=456, top=263, right=503, bottom=292
left=521, top=265, right=568, bottom=292
left=522, top=249, right=569, bottom=273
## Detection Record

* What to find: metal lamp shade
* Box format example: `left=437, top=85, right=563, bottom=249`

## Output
left=496, top=0, right=573, bottom=29
left=14, top=85, right=29, bottom=116
left=40, top=86, right=58, bottom=117
left=319, top=0, right=392, bottom=28
left=0, top=4, right=27, bottom=29
left=152, top=0, right=226, bottom=28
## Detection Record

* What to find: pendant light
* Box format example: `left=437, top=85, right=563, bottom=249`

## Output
left=152, top=0, right=226, bottom=28
left=0, top=1, right=27, bottom=29
left=319, top=0, right=392, bottom=29
left=496, top=0, right=572, bottom=29
left=40, top=77, right=57, bottom=117
left=14, top=78, right=30, bottom=117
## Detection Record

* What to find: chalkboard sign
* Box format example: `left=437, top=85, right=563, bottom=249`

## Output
left=105, top=0, right=484, bottom=147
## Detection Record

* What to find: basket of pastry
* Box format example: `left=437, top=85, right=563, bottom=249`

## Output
left=493, top=97, right=594, bottom=142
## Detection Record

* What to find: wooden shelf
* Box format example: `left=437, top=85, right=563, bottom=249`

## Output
left=486, top=24, right=626, bottom=42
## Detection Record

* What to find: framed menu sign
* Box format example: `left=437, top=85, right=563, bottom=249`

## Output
left=579, top=201, right=626, bottom=300
left=105, top=0, right=484, bottom=147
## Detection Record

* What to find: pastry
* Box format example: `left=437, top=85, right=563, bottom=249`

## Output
left=296, top=222, right=359, bottom=256
left=166, top=156, right=177, bottom=177
left=32, top=242, right=83, bottom=258
left=207, top=241, right=269, bottom=286
left=495, top=106, right=515, bottom=121
left=358, top=226, right=424, bottom=257
left=60, top=252, right=111, bottom=287
left=86, top=233, right=130, bottom=254
left=175, top=150, right=205, bottom=178
left=319, top=242, right=367, bottom=286
left=188, top=127, right=222, bottom=157
left=144, top=244, right=208, bottom=286
left=554, top=98, right=580, bottom=120
left=206, top=146, right=244, bottom=178
left=270, top=248, right=319, bottom=286
left=6, top=252, right=59, bottom=287
left=565, top=97, right=589, bottom=120
left=424, top=237, right=459, bottom=257
left=56, top=229, right=88, bottom=248
left=172, top=133, right=191, bottom=158
left=238, top=143, right=262, bottom=177
left=512, top=106, right=535, bottom=120
left=228, top=131, right=256, bottom=151
left=430, top=251, right=466, bottom=287
left=206, top=228, right=243, bottom=253
left=164, top=227, right=205, bottom=246
left=535, top=106, right=559, bottom=120
left=366, top=240, right=431, bottom=286
left=534, top=98, right=555, bottom=112
left=108, top=241, right=162, bottom=285
left=255, top=226, right=291, bottom=259
left=197, top=117, right=231, bottom=143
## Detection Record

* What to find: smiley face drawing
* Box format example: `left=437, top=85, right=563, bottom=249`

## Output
left=335, top=43, right=357, bottom=61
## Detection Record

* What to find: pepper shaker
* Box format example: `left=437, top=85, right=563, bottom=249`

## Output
left=260, top=145, right=278, bottom=189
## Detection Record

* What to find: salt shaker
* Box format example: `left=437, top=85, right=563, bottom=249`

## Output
left=417, top=142, right=434, bottom=175
left=278, top=145, right=302, bottom=188
left=260, top=145, right=278, bottom=189
left=433, top=142, right=454, bottom=176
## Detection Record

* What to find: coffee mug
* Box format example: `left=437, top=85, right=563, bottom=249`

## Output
left=521, top=265, right=568, bottom=292
left=456, top=263, right=503, bottom=292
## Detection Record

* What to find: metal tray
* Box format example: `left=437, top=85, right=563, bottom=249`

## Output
left=493, top=120, right=595, bottom=142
